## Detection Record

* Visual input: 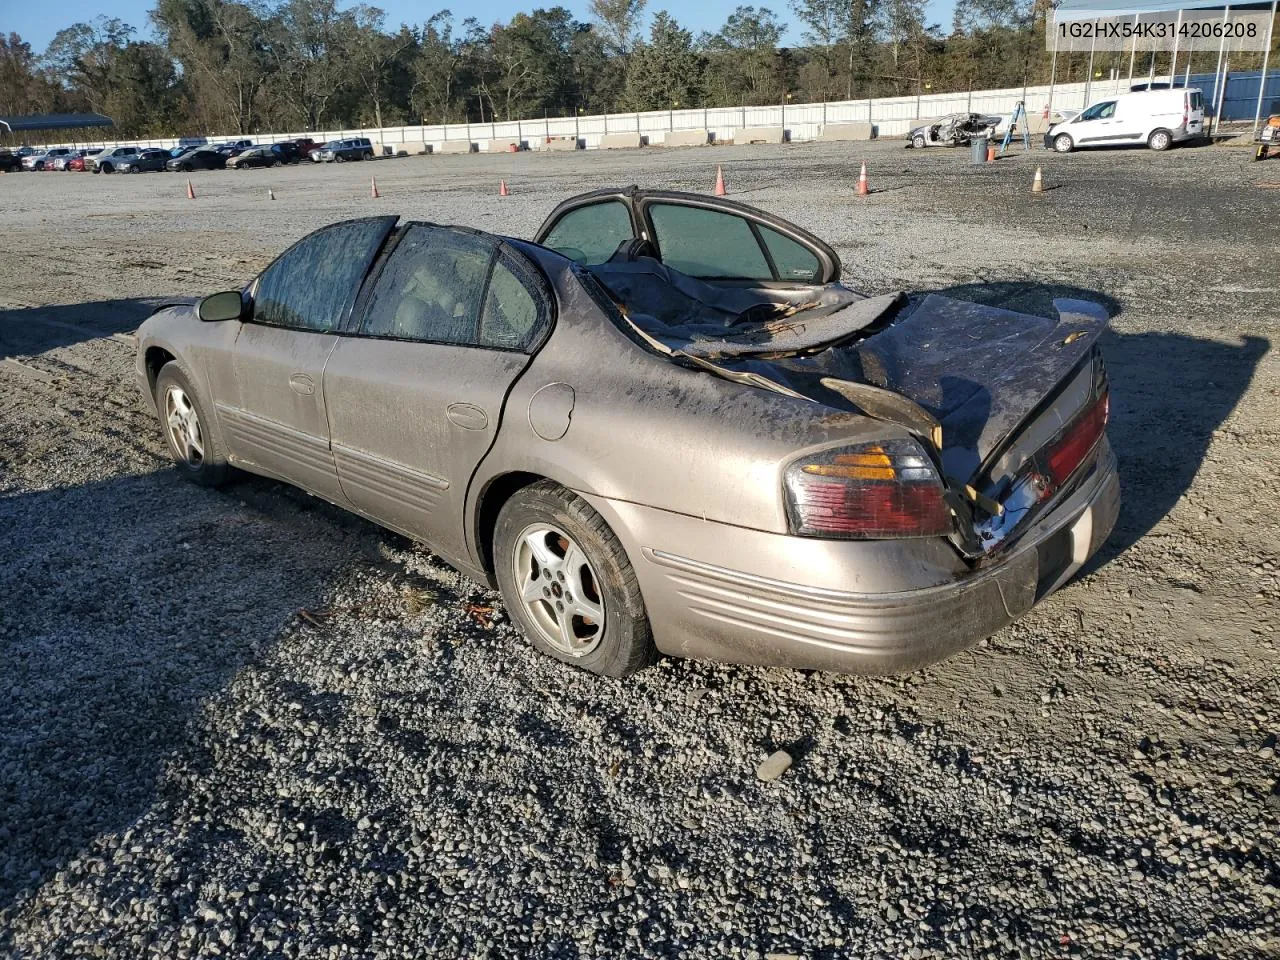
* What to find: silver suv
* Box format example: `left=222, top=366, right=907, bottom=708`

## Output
left=88, top=146, right=143, bottom=173
left=318, top=138, right=375, bottom=162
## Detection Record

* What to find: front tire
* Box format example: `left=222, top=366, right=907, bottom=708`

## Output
left=911, top=134, right=926, bottom=149
left=154, top=364, right=230, bottom=487
left=494, top=482, right=654, bottom=678
left=1148, top=128, right=1172, bottom=151
left=1053, top=133, right=1074, bottom=153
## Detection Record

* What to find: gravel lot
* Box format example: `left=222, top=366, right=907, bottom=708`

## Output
left=2, top=141, right=1278, bottom=959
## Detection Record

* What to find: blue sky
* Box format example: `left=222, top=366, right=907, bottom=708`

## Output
left=11, top=0, right=960, bottom=52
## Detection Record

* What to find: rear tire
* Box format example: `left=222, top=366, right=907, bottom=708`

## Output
left=1148, top=128, right=1172, bottom=151
left=494, top=481, right=655, bottom=678
left=154, top=364, right=231, bottom=488
left=1053, top=133, right=1074, bottom=153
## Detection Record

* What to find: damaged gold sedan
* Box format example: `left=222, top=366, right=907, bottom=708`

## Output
left=135, top=188, right=1119, bottom=677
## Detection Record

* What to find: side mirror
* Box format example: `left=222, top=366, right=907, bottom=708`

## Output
left=198, top=290, right=247, bottom=323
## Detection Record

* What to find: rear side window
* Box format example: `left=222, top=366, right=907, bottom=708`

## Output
left=1189, top=91, right=1203, bottom=111
left=361, top=228, right=491, bottom=343
left=759, top=225, right=821, bottom=283
left=541, top=201, right=634, bottom=265
left=253, top=219, right=392, bottom=332
left=480, top=257, right=543, bottom=349
left=359, top=225, right=549, bottom=350
left=648, top=203, right=772, bottom=280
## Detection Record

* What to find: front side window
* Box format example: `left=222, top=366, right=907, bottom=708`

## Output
left=360, top=225, right=548, bottom=350
left=541, top=201, right=634, bottom=265
left=648, top=203, right=772, bottom=280
left=1077, top=101, right=1116, bottom=122
left=253, top=219, right=392, bottom=332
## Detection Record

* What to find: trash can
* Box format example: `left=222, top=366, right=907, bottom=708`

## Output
left=970, top=135, right=989, bottom=164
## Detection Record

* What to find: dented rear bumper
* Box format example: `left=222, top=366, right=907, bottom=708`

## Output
left=582, top=437, right=1119, bottom=674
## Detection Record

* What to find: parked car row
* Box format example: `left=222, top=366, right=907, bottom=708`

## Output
left=2, top=137, right=379, bottom=173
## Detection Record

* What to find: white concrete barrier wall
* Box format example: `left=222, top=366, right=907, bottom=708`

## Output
left=662, top=129, right=710, bottom=146
left=40, top=79, right=1113, bottom=152
left=600, top=132, right=644, bottom=149
left=818, top=122, right=875, bottom=141
left=485, top=138, right=522, bottom=153
left=734, top=126, right=786, bottom=143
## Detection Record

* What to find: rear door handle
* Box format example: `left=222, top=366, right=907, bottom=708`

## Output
left=289, top=373, right=315, bottom=396
left=446, top=402, right=488, bottom=430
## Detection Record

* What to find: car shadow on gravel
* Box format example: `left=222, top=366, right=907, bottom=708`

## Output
left=1093, top=327, right=1269, bottom=564
left=933, top=280, right=1268, bottom=570
left=0, top=298, right=185, bottom=361
left=0, top=469, right=359, bottom=914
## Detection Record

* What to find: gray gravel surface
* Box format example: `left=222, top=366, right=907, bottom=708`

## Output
left=1, top=141, right=1278, bottom=959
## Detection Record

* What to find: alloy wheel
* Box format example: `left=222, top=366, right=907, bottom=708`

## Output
left=512, top=524, right=605, bottom=656
left=164, top=385, right=205, bottom=468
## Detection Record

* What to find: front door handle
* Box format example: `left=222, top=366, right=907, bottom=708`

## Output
left=446, top=402, right=488, bottom=430
left=289, top=373, right=315, bottom=396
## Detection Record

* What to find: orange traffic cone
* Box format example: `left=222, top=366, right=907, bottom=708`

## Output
left=713, top=165, right=727, bottom=196
left=185, top=179, right=196, bottom=200
left=856, top=161, right=869, bottom=196
left=370, top=176, right=380, bottom=199
left=986, top=144, right=997, bottom=163
left=499, top=179, right=510, bottom=197
left=1031, top=166, right=1044, bottom=194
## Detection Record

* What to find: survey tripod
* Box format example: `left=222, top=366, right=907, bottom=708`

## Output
left=999, top=100, right=1034, bottom=155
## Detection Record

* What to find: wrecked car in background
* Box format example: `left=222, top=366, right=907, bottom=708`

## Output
left=135, top=189, right=1119, bottom=679
left=907, top=112, right=1003, bottom=148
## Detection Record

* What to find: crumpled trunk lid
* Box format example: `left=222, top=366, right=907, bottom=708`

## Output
left=671, top=291, right=1111, bottom=556
left=847, top=293, right=1109, bottom=484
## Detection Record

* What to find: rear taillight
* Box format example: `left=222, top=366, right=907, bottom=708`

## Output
left=1045, top=390, right=1109, bottom=485
left=784, top=440, right=954, bottom=539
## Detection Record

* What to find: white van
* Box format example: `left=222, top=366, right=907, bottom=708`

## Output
left=1046, top=88, right=1204, bottom=153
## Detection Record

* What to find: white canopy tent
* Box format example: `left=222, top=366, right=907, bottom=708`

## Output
left=1049, top=0, right=1278, bottom=132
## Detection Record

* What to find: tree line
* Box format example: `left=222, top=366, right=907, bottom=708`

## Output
left=0, top=0, right=1274, bottom=139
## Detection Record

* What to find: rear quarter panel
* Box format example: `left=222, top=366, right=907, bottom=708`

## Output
left=467, top=255, right=910, bottom=562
